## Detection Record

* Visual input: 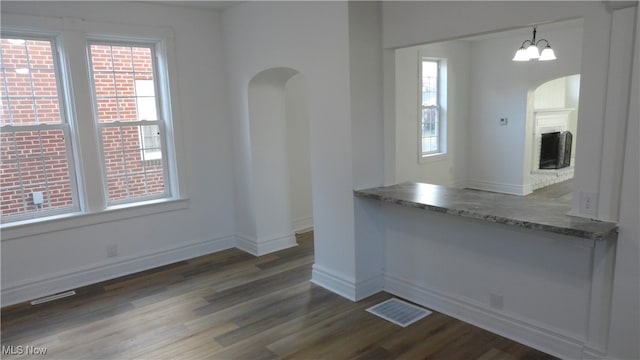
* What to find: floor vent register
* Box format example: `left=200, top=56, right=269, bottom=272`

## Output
left=366, top=298, right=432, bottom=327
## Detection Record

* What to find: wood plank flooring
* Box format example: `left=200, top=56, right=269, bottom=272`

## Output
left=1, top=232, right=557, bottom=359
left=526, top=179, right=573, bottom=202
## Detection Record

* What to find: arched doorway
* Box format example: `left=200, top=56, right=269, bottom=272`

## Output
left=245, top=68, right=313, bottom=254
left=525, top=74, right=580, bottom=192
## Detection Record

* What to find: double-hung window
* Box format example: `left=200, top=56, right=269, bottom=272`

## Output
left=0, top=36, right=79, bottom=221
left=1, top=24, right=179, bottom=227
left=420, top=59, right=442, bottom=156
left=88, top=42, right=168, bottom=204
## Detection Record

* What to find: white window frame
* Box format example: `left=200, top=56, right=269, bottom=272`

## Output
left=87, top=40, right=171, bottom=205
left=0, top=14, right=187, bottom=234
left=419, top=57, right=447, bottom=162
left=0, top=33, right=81, bottom=223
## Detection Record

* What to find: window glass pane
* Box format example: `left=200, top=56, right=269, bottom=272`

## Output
left=421, top=106, right=439, bottom=154
left=117, top=98, right=138, bottom=121
left=31, top=69, right=57, bottom=97
left=90, top=44, right=113, bottom=71
left=1, top=36, right=76, bottom=222
left=0, top=38, right=62, bottom=125
left=1, top=129, right=74, bottom=218
left=26, top=40, right=55, bottom=70
left=34, top=98, right=62, bottom=124
left=92, top=43, right=168, bottom=204
left=422, top=60, right=438, bottom=107
left=93, top=72, right=116, bottom=97
left=111, top=46, right=133, bottom=72
left=421, top=59, right=440, bottom=155
left=100, top=124, right=166, bottom=202
left=90, top=45, right=157, bottom=124
left=132, top=47, right=153, bottom=72
left=114, top=72, right=135, bottom=98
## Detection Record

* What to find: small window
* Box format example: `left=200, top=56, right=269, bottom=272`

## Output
left=1, top=36, right=79, bottom=221
left=88, top=43, right=169, bottom=204
left=421, top=59, right=441, bottom=156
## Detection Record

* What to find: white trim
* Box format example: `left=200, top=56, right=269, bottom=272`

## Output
left=234, top=234, right=257, bottom=255
left=234, top=233, right=297, bottom=257
left=311, top=264, right=357, bottom=301
left=1, top=198, right=189, bottom=241
left=418, top=152, right=448, bottom=165
left=384, top=273, right=586, bottom=360
left=354, top=274, right=385, bottom=301
left=1, top=234, right=236, bottom=307
left=582, top=346, right=607, bottom=359
left=466, top=179, right=532, bottom=196
left=311, top=266, right=384, bottom=302
left=1, top=12, right=187, bottom=227
left=292, top=216, right=313, bottom=233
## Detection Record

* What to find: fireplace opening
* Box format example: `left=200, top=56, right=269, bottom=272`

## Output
left=539, top=131, right=572, bottom=169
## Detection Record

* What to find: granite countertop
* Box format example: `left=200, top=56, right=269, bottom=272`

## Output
left=354, top=182, right=618, bottom=241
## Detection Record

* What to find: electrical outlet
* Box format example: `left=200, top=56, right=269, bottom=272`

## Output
left=32, top=191, right=43, bottom=205
left=579, top=191, right=597, bottom=215
left=106, top=244, right=118, bottom=258
left=490, top=293, right=503, bottom=310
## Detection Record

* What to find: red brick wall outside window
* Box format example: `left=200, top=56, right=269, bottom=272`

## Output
left=1, top=38, right=76, bottom=219
left=1, top=38, right=167, bottom=222
left=89, top=43, right=166, bottom=203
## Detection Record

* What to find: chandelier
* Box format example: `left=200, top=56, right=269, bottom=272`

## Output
left=512, top=26, right=556, bottom=62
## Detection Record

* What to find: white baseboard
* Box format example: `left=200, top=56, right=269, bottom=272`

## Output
left=1, top=235, right=236, bottom=307
left=582, top=345, right=607, bottom=359
left=292, top=217, right=313, bottom=233
left=235, top=233, right=297, bottom=256
left=354, top=274, right=385, bottom=301
left=466, top=180, right=531, bottom=196
left=311, top=264, right=384, bottom=302
left=384, top=274, right=585, bottom=360
left=311, top=264, right=357, bottom=301
left=450, top=179, right=468, bottom=189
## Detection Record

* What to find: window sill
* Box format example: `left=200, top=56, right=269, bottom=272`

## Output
left=1, top=198, right=190, bottom=242
left=419, top=153, right=448, bottom=164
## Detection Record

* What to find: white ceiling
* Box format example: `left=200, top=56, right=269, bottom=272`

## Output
left=149, top=1, right=244, bottom=11
left=461, top=18, right=584, bottom=42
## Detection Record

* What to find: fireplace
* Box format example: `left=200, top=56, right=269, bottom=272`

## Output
left=539, top=131, right=572, bottom=169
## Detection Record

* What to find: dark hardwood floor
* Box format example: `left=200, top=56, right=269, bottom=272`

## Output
left=1, top=232, right=557, bottom=359
left=526, top=179, right=573, bottom=202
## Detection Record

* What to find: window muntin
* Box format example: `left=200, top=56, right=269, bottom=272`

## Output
left=0, top=36, right=79, bottom=221
left=421, top=59, right=440, bottom=156
left=88, top=42, right=168, bottom=204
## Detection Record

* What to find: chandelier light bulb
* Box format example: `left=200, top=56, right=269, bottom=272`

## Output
left=512, top=48, right=529, bottom=61
left=539, top=46, right=557, bottom=61
left=526, top=44, right=540, bottom=59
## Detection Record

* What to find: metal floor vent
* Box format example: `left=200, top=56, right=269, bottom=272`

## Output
left=366, top=298, right=432, bottom=327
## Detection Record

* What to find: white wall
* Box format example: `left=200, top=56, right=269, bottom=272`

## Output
left=222, top=2, right=360, bottom=297
left=380, top=2, right=638, bottom=358
left=382, top=2, right=620, bottom=220
left=395, top=41, right=470, bottom=186
left=349, top=2, right=386, bottom=299
left=285, top=74, right=313, bottom=232
left=382, top=204, right=608, bottom=358
left=245, top=68, right=298, bottom=254
left=349, top=2, right=385, bottom=191
left=607, top=5, right=640, bottom=360
left=1, top=2, right=236, bottom=305
left=467, top=25, right=582, bottom=195
left=242, top=68, right=313, bottom=254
